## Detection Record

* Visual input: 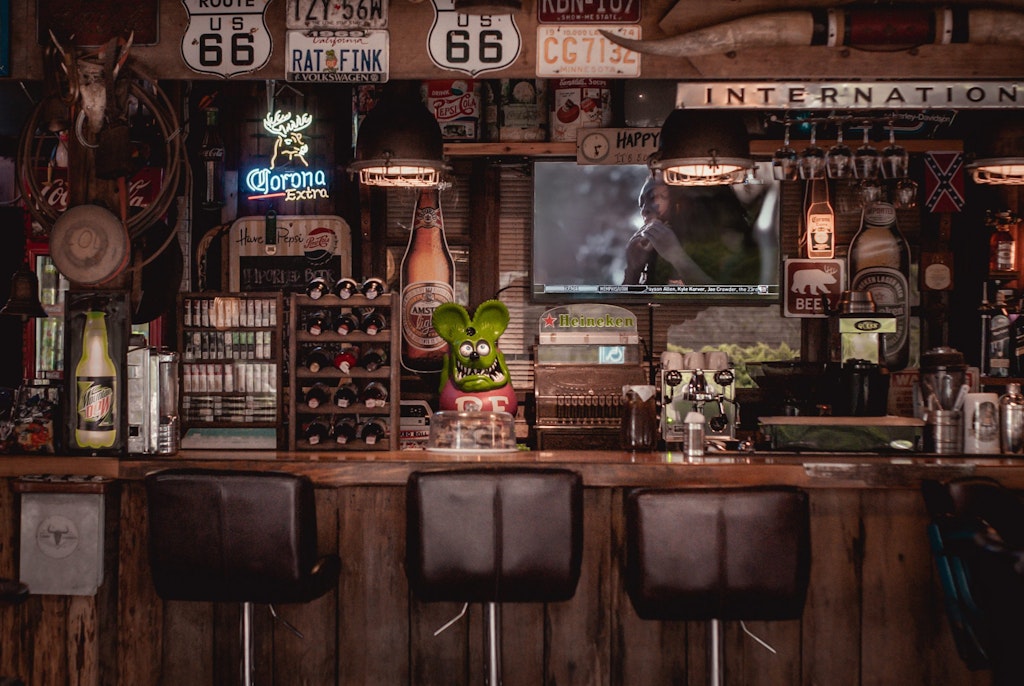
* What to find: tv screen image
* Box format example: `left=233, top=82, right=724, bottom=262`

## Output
left=532, top=161, right=781, bottom=303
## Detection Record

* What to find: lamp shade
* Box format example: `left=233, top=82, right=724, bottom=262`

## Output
left=650, top=109, right=754, bottom=186
left=453, top=0, right=521, bottom=14
left=966, top=112, right=1024, bottom=185
left=349, top=83, right=447, bottom=187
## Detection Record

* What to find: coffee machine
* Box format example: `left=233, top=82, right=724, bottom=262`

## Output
left=660, top=352, right=738, bottom=444
left=127, top=344, right=180, bottom=454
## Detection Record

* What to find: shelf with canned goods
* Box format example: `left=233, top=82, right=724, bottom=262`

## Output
left=289, top=289, right=399, bottom=451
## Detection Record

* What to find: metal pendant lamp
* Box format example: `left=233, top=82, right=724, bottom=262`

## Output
left=649, top=109, right=754, bottom=186
left=454, top=0, right=522, bottom=14
left=349, top=82, right=447, bottom=188
left=0, top=268, right=48, bottom=319
left=967, top=112, right=1024, bottom=185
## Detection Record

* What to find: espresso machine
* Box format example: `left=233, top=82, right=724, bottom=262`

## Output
left=127, top=343, right=180, bottom=454
left=660, top=352, right=738, bottom=445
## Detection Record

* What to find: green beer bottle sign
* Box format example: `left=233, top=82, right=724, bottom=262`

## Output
left=75, top=311, right=117, bottom=449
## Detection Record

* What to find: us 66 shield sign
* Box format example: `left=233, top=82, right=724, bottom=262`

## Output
left=181, top=0, right=273, bottom=78
left=537, top=25, right=640, bottom=77
left=428, top=0, right=521, bottom=76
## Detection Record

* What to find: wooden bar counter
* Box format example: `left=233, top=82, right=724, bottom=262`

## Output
left=2, top=448, right=1020, bottom=685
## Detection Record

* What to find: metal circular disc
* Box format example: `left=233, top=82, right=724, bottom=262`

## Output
left=50, top=205, right=130, bottom=286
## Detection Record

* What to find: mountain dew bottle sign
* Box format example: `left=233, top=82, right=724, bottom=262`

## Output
left=75, top=311, right=117, bottom=449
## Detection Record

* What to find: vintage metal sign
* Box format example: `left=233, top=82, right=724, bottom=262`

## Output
left=576, top=127, right=658, bottom=165
left=286, top=0, right=387, bottom=30
left=536, top=26, right=641, bottom=78
left=677, top=81, right=1024, bottom=109
left=537, top=0, right=640, bottom=25
left=286, top=30, right=388, bottom=82
left=428, top=0, right=521, bottom=77
left=181, top=0, right=273, bottom=78
left=783, top=259, right=845, bottom=318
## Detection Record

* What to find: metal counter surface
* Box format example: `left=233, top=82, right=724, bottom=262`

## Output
left=3, top=449, right=1024, bottom=489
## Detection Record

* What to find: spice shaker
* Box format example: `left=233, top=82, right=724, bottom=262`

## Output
left=1000, top=382, right=1024, bottom=454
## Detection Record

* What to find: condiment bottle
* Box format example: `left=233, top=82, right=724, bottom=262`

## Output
left=1000, top=382, right=1024, bottom=454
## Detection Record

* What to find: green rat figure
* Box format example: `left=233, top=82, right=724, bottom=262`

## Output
left=432, top=299, right=518, bottom=414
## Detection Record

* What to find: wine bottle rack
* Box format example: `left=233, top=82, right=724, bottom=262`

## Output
left=176, top=292, right=284, bottom=446
left=288, top=292, right=401, bottom=451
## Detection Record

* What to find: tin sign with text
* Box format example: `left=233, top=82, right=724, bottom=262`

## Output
left=286, top=30, right=389, bottom=82
left=181, top=0, right=273, bottom=78
left=538, top=0, right=640, bottom=24
left=428, top=0, right=521, bottom=76
left=784, top=258, right=845, bottom=318
left=576, top=128, right=658, bottom=165
left=287, top=0, right=387, bottom=30
left=536, top=26, right=640, bottom=78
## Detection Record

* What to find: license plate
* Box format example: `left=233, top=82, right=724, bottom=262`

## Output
left=286, top=0, right=387, bottom=30
left=537, top=0, right=640, bottom=24
left=536, top=26, right=641, bottom=78
left=285, top=30, right=389, bottom=83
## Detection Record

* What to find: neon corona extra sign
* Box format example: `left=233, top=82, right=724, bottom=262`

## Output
left=246, top=110, right=330, bottom=201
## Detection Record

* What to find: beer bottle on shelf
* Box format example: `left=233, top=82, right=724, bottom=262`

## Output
left=358, top=346, right=389, bottom=372
left=306, top=277, right=331, bottom=300
left=989, top=290, right=1012, bottom=378
left=359, top=308, right=388, bottom=336
left=989, top=210, right=1018, bottom=273
left=199, top=107, right=225, bottom=210
left=303, top=418, right=330, bottom=446
left=304, top=346, right=330, bottom=373
left=849, top=201, right=911, bottom=371
left=334, top=381, right=359, bottom=408
left=333, top=346, right=359, bottom=374
left=360, top=380, right=389, bottom=408
left=805, top=177, right=835, bottom=259
left=303, top=382, right=330, bottom=409
left=334, top=309, right=359, bottom=336
left=401, top=185, right=455, bottom=373
left=305, top=310, right=330, bottom=336
left=333, top=417, right=358, bottom=445
left=334, top=277, right=360, bottom=300
left=75, top=311, right=117, bottom=449
left=359, top=418, right=388, bottom=446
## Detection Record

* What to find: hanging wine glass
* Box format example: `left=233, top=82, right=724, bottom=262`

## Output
left=853, top=123, right=880, bottom=179
left=772, top=120, right=799, bottom=181
left=895, top=178, right=919, bottom=209
left=826, top=122, right=854, bottom=179
left=799, top=121, right=825, bottom=180
left=882, top=122, right=909, bottom=179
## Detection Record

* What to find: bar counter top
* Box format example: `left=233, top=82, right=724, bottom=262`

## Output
left=3, top=448, right=1024, bottom=489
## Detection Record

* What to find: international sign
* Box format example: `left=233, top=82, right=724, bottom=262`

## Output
left=181, top=0, right=273, bottom=78
left=428, top=0, right=521, bottom=76
left=538, top=0, right=640, bottom=24
left=536, top=26, right=641, bottom=78
left=287, top=0, right=387, bottom=30
left=784, top=258, right=845, bottom=318
left=286, top=30, right=389, bottom=82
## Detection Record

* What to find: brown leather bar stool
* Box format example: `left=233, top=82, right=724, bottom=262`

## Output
left=145, top=468, right=340, bottom=686
left=405, top=467, right=583, bottom=685
left=625, top=486, right=811, bottom=686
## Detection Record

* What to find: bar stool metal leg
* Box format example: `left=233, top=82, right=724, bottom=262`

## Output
left=709, top=619, right=723, bottom=686
left=242, top=601, right=254, bottom=686
left=485, top=601, right=501, bottom=686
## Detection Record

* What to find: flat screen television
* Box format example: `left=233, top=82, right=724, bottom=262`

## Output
left=531, top=160, right=782, bottom=303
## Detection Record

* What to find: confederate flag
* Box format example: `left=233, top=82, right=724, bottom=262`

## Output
left=923, top=152, right=965, bottom=213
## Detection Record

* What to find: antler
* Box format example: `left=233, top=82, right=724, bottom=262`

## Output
left=263, top=110, right=313, bottom=137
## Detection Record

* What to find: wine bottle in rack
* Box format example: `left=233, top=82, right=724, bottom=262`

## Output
left=304, top=382, right=330, bottom=409
left=359, top=418, right=388, bottom=446
left=334, top=381, right=359, bottom=408
left=304, top=346, right=330, bottom=373
left=306, top=277, right=331, bottom=300
left=358, top=346, right=389, bottom=372
left=359, top=308, right=388, bottom=336
left=303, top=418, right=330, bottom=446
left=361, top=277, right=387, bottom=300
left=334, top=277, right=359, bottom=299
left=333, top=417, right=358, bottom=445
left=360, top=380, right=389, bottom=408
left=333, top=346, right=359, bottom=374
left=305, top=310, right=330, bottom=336
left=334, top=309, right=359, bottom=336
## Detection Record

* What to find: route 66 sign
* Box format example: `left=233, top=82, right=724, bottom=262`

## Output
left=427, top=0, right=521, bottom=76
left=181, top=0, right=273, bottom=78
